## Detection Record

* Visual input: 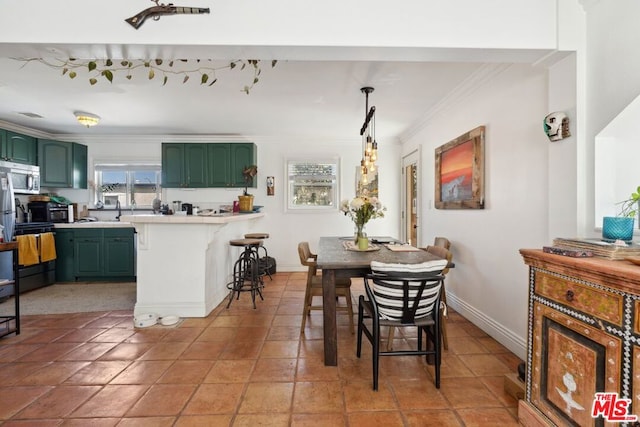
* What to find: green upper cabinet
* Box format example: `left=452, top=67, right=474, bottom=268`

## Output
left=72, top=143, right=88, bottom=189
left=38, top=139, right=88, bottom=188
left=162, top=142, right=256, bottom=188
left=207, top=143, right=257, bottom=188
left=0, top=131, right=37, bottom=165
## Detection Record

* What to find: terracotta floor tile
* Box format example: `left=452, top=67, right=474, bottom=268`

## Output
left=117, top=417, right=176, bottom=427
left=64, top=360, right=131, bottom=384
left=183, top=383, right=245, bottom=414
left=250, top=357, right=297, bottom=382
left=439, top=377, right=503, bottom=408
left=296, top=356, right=340, bottom=381
left=0, top=385, right=53, bottom=419
left=0, top=273, right=525, bottom=425
left=89, top=327, right=135, bottom=343
left=218, top=340, right=262, bottom=359
left=126, top=384, right=196, bottom=416
left=457, top=407, right=520, bottom=426
left=204, top=359, right=256, bottom=383
left=14, top=385, right=101, bottom=418
left=291, top=413, right=346, bottom=426
left=157, top=360, right=214, bottom=384
left=343, top=380, right=398, bottom=412
left=98, top=342, right=154, bottom=360
left=57, top=342, right=118, bottom=361
left=389, top=378, right=450, bottom=410
left=173, top=414, right=233, bottom=426
left=233, top=414, right=291, bottom=426
left=404, top=410, right=464, bottom=426
left=238, top=382, right=294, bottom=413
left=179, top=341, right=226, bottom=360
left=458, top=354, right=512, bottom=376
left=110, top=360, right=173, bottom=384
left=292, top=381, right=344, bottom=413
left=347, top=411, right=405, bottom=426
left=260, top=339, right=299, bottom=358
left=17, top=361, right=90, bottom=385
left=71, top=384, right=149, bottom=417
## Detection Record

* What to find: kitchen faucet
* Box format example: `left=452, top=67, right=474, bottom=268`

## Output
left=116, top=200, right=121, bottom=221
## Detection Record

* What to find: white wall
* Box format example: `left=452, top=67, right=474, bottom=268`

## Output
left=402, top=64, right=550, bottom=359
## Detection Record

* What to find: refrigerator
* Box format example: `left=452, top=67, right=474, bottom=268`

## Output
left=0, top=168, right=16, bottom=281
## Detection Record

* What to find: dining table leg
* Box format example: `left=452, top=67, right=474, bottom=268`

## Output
left=322, top=269, right=338, bottom=366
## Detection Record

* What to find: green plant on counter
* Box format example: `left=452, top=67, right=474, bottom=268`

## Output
left=242, top=165, right=258, bottom=196
left=616, top=185, right=640, bottom=217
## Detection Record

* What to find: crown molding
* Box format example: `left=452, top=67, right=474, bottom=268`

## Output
left=398, top=63, right=512, bottom=143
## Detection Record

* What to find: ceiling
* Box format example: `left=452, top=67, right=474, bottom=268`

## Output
left=0, top=48, right=546, bottom=141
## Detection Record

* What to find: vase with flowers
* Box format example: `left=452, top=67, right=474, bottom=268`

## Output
left=340, top=196, right=386, bottom=250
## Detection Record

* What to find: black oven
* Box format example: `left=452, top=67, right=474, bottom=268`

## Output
left=27, top=201, right=69, bottom=223
left=14, top=222, right=56, bottom=293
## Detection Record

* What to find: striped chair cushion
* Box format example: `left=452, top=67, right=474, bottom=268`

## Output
left=369, top=260, right=447, bottom=321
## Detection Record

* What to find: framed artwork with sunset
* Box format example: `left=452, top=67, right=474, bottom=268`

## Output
left=434, top=125, right=485, bottom=209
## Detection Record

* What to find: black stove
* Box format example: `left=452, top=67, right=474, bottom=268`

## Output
left=15, top=222, right=55, bottom=235
left=13, top=221, right=56, bottom=293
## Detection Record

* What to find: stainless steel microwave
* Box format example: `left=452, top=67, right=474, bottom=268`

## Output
left=0, top=160, right=40, bottom=194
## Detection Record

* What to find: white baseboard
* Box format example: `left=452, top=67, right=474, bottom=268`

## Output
left=446, top=292, right=526, bottom=361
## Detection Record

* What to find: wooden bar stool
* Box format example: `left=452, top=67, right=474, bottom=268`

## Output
left=245, top=232, right=275, bottom=280
left=227, top=238, right=264, bottom=309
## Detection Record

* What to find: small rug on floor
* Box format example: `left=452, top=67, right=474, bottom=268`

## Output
left=0, top=282, right=136, bottom=315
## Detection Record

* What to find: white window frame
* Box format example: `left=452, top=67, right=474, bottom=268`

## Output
left=285, top=158, right=340, bottom=212
left=93, top=162, right=162, bottom=209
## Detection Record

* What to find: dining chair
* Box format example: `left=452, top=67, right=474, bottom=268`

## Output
left=298, top=242, right=354, bottom=334
left=357, top=259, right=448, bottom=390
left=433, top=236, right=451, bottom=250
left=386, top=245, right=453, bottom=350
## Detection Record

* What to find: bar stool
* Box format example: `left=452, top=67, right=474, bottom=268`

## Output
left=227, top=238, right=264, bottom=309
left=244, top=232, right=275, bottom=281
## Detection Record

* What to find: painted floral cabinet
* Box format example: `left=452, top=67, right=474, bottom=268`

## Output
left=520, top=249, right=640, bottom=427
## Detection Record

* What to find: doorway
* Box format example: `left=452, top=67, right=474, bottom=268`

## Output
left=402, top=150, right=420, bottom=246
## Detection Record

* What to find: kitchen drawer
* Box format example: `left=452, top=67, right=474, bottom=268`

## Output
left=73, top=229, right=102, bottom=239
left=103, top=228, right=134, bottom=238
left=534, top=270, right=623, bottom=326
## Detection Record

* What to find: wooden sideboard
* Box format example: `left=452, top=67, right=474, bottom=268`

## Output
left=520, top=249, right=640, bottom=427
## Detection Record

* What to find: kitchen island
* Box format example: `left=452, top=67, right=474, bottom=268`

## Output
left=120, top=213, right=265, bottom=317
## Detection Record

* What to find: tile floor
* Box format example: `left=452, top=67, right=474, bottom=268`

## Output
left=0, top=272, right=524, bottom=426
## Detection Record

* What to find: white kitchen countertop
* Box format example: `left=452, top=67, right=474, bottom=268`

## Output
left=55, top=221, right=134, bottom=228
left=119, top=212, right=265, bottom=224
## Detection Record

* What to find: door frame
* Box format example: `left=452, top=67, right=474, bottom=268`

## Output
left=401, top=148, right=421, bottom=246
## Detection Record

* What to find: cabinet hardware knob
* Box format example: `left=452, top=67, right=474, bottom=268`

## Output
left=565, top=290, right=574, bottom=301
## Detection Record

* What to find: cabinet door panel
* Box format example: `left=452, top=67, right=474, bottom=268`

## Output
left=73, top=143, right=88, bottom=189
left=531, top=302, right=621, bottom=427
left=54, top=230, right=75, bottom=282
left=230, top=143, right=256, bottom=187
left=184, top=144, right=208, bottom=187
left=207, top=144, right=231, bottom=187
left=104, top=237, right=134, bottom=276
left=75, top=238, right=102, bottom=276
left=162, top=144, right=184, bottom=187
left=38, top=140, right=72, bottom=187
left=7, top=132, right=37, bottom=165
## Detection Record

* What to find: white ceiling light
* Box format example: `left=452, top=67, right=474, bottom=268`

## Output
left=74, top=111, right=100, bottom=127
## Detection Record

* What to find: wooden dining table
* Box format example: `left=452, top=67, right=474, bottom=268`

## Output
left=315, top=236, right=442, bottom=366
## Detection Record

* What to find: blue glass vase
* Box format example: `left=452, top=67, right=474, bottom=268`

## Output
left=602, top=216, right=634, bottom=241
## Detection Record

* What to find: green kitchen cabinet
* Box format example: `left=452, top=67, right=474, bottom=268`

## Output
left=104, top=229, right=135, bottom=276
left=54, top=229, right=75, bottom=282
left=162, top=143, right=208, bottom=188
left=55, top=227, right=135, bottom=282
left=38, top=139, right=87, bottom=188
left=207, top=143, right=257, bottom=188
left=5, top=131, right=37, bottom=165
left=74, top=229, right=102, bottom=277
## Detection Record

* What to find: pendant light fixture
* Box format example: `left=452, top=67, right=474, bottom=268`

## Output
left=359, top=87, right=378, bottom=185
